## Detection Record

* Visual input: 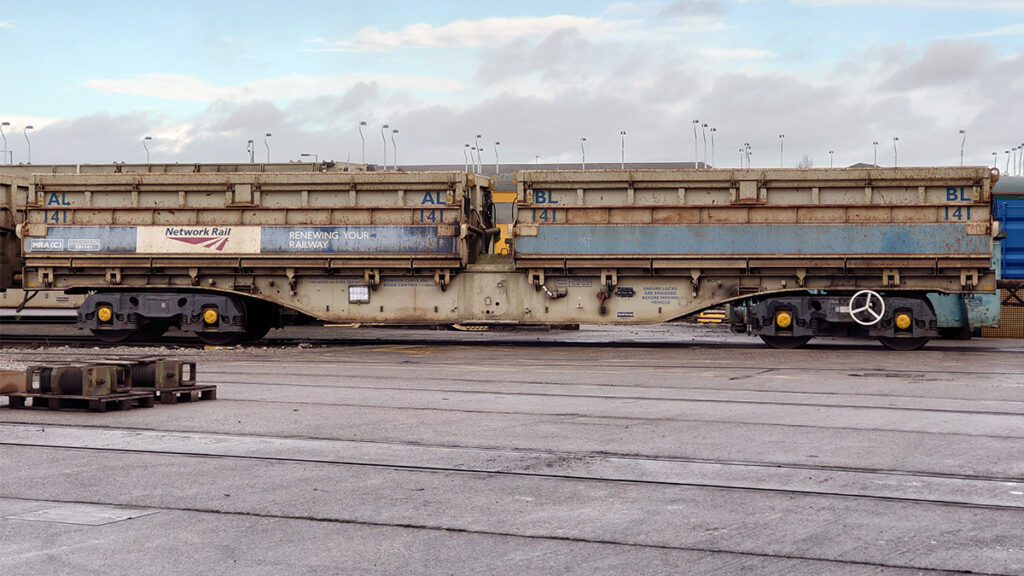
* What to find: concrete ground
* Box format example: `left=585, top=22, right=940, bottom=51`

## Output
left=1, top=324, right=1022, bottom=575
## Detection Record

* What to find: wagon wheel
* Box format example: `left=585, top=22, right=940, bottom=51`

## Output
left=759, top=335, right=813, bottom=349
left=878, top=336, right=930, bottom=351
left=90, top=328, right=135, bottom=343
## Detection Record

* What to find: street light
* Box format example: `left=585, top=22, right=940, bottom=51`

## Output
left=391, top=129, right=399, bottom=170
left=828, top=149, right=834, bottom=168
left=692, top=119, right=700, bottom=167
left=381, top=124, right=389, bottom=170
left=620, top=130, right=626, bottom=169
left=702, top=123, right=709, bottom=169
left=744, top=142, right=751, bottom=169
left=143, top=136, right=152, bottom=163
left=1006, top=150, right=1012, bottom=174
left=358, top=121, right=367, bottom=165
left=246, top=139, right=255, bottom=163
left=24, top=125, right=33, bottom=163
left=300, top=153, right=319, bottom=164
left=535, top=154, right=540, bottom=165
left=475, top=134, right=482, bottom=172
left=265, top=133, right=272, bottom=163
left=779, top=134, right=785, bottom=168
left=959, top=129, right=966, bottom=166
left=494, top=141, right=501, bottom=174
left=873, top=141, right=879, bottom=166
left=739, top=148, right=744, bottom=168
left=709, top=127, right=716, bottom=168
left=463, top=144, right=470, bottom=171
left=893, top=137, right=899, bottom=167
left=992, top=151, right=998, bottom=168
left=0, top=122, right=9, bottom=164
left=580, top=137, right=586, bottom=170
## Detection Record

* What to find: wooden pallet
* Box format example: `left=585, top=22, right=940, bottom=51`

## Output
left=4, top=390, right=155, bottom=412
left=153, top=385, right=217, bottom=405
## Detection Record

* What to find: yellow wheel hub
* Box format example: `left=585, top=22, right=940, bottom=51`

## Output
left=895, top=313, right=912, bottom=330
left=97, top=306, right=113, bottom=322
left=203, top=308, right=219, bottom=325
left=775, top=311, right=793, bottom=329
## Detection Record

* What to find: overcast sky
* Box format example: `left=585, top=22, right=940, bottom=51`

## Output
left=1, top=0, right=1022, bottom=171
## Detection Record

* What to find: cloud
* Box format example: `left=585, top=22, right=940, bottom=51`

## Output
left=878, top=40, right=993, bottom=89
left=697, top=47, right=775, bottom=59
left=83, top=73, right=462, bottom=103
left=0, top=21, right=12, bottom=29
left=321, top=15, right=637, bottom=52
left=960, top=23, right=1024, bottom=38
left=660, top=0, right=728, bottom=16
left=793, top=0, right=1024, bottom=10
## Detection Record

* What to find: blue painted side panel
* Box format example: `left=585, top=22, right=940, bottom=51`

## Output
left=994, top=199, right=1024, bottom=279
left=25, top=226, right=137, bottom=253
left=516, top=224, right=990, bottom=256
left=25, top=226, right=456, bottom=255
left=260, top=226, right=455, bottom=254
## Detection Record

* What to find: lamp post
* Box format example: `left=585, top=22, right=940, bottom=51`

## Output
left=143, top=136, right=152, bottom=163
left=709, top=127, right=716, bottom=168
left=475, top=134, right=482, bottom=172
left=463, top=144, right=470, bottom=171
left=1007, top=150, right=1012, bottom=174
left=24, top=125, right=33, bottom=163
left=358, top=121, right=366, bottom=165
left=494, top=141, right=500, bottom=174
left=873, top=141, right=879, bottom=166
left=779, top=134, right=785, bottom=168
left=580, top=137, right=586, bottom=170
left=535, top=154, right=540, bottom=165
left=247, top=139, right=255, bottom=163
left=893, top=137, right=899, bottom=167
left=381, top=124, right=389, bottom=170
left=739, top=148, right=744, bottom=168
left=702, top=123, right=708, bottom=168
left=620, top=130, right=626, bottom=169
left=391, top=129, right=399, bottom=170
left=692, top=119, right=700, bottom=167
left=992, top=151, right=998, bottom=168
left=828, top=149, right=834, bottom=168
left=0, top=121, right=9, bottom=164
left=265, top=133, right=272, bottom=163
left=959, top=129, right=966, bottom=166
left=744, top=142, right=751, bottom=169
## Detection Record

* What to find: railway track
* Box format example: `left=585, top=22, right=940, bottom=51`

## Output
left=2, top=421, right=1022, bottom=575
left=4, top=325, right=1022, bottom=574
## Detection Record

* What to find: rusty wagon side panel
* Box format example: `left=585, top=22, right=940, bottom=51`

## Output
left=513, top=167, right=997, bottom=296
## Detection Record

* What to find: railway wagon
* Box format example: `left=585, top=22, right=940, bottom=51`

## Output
left=19, top=170, right=494, bottom=343
left=15, top=166, right=1001, bottom=349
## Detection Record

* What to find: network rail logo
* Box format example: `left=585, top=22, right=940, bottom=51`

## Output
left=164, top=227, right=232, bottom=252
